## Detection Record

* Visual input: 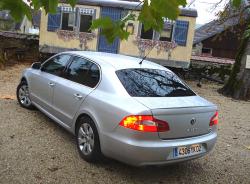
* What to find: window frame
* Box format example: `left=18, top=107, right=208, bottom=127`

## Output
left=56, top=6, right=96, bottom=33
left=60, top=11, right=75, bottom=31
left=40, top=54, right=73, bottom=77
left=159, top=24, right=174, bottom=42
left=202, top=47, right=213, bottom=55
left=77, top=7, right=96, bottom=33
left=139, top=21, right=174, bottom=41
left=78, top=14, right=93, bottom=33
left=139, top=23, right=155, bottom=40
left=64, top=55, right=101, bottom=88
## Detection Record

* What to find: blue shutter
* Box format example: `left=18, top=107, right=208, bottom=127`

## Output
left=47, top=7, right=61, bottom=32
left=174, top=20, right=189, bottom=46
left=98, top=7, right=122, bottom=53
left=75, top=7, right=79, bottom=28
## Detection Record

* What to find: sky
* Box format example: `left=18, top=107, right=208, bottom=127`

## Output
left=187, top=0, right=229, bottom=25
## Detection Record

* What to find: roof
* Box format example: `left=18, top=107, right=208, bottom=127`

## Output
left=194, top=0, right=250, bottom=44
left=62, top=51, right=168, bottom=70
left=193, top=16, right=240, bottom=44
left=191, top=55, right=235, bottom=65
left=61, top=0, right=197, bottom=17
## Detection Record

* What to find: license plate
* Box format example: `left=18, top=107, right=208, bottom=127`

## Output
left=174, top=144, right=202, bottom=158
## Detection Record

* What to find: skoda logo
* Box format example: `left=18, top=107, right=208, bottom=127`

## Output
left=190, top=118, right=196, bottom=125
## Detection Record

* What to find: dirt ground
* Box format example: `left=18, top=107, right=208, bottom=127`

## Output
left=0, top=64, right=250, bottom=184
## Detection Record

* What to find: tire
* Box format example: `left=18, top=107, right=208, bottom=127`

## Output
left=16, top=81, right=34, bottom=110
left=76, top=116, right=102, bottom=162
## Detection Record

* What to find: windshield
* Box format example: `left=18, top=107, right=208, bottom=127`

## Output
left=116, top=68, right=196, bottom=97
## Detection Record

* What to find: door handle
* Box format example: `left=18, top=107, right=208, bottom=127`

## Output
left=48, top=82, right=55, bottom=87
left=74, top=94, right=83, bottom=100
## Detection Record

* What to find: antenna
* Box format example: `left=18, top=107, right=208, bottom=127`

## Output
left=139, top=55, right=147, bottom=65
left=139, top=45, right=155, bottom=65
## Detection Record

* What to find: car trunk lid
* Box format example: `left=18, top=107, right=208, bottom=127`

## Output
left=134, top=96, right=217, bottom=139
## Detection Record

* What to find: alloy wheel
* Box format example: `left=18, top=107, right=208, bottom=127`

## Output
left=78, top=123, right=95, bottom=156
left=18, top=84, right=32, bottom=107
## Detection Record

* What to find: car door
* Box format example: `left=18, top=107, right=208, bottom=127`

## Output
left=29, top=54, right=71, bottom=112
left=51, top=56, right=100, bottom=126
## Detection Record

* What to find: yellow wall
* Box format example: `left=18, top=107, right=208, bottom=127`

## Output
left=39, top=4, right=100, bottom=51
left=39, top=4, right=196, bottom=66
left=119, top=15, right=196, bottom=65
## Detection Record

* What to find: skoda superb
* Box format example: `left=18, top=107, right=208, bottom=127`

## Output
left=17, top=51, right=218, bottom=166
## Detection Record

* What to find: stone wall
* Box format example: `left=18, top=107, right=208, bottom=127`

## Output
left=0, top=31, right=39, bottom=68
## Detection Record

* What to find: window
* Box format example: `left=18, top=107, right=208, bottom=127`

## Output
left=47, top=7, right=96, bottom=32
left=202, top=48, right=212, bottom=55
left=160, top=22, right=173, bottom=41
left=116, top=69, right=196, bottom=97
left=79, top=14, right=92, bottom=32
left=88, top=64, right=100, bottom=87
left=41, top=54, right=71, bottom=76
left=61, top=12, right=74, bottom=31
left=67, top=57, right=100, bottom=88
left=140, top=24, right=154, bottom=40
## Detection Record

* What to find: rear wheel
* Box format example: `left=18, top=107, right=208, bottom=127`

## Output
left=76, top=116, right=101, bottom=162
left=16, top=81, right=34, bottom=109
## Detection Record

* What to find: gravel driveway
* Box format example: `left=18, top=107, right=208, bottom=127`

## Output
left=0, top=64, right=250, bottom=184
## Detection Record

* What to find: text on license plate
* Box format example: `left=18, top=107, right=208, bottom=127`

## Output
left=174, top=144, right=202, bottom=158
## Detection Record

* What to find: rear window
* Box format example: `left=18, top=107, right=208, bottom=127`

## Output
left=116, top=69, right=196, bottom=97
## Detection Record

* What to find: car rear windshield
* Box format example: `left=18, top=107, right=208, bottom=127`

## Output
left=116, top=68, right=196, bottom=97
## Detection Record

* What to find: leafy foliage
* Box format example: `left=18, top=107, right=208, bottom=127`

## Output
left=0, top=0, right=77, bottom=20
left=232, top=0, right=241, bottom=8
left=138, top=0, right=186, bottom=31
left=91, top=13, right=136, bottom=43
left=0, top=0, right=32, bottom=21
left=93, top=0, right=186, bottom=42
left=31, top=0, right=59, bottom=14
left=0, top=0, right=247, bottom=43
left=244, top=25, right=250, bottom=38
left=0, top=0, right=188, bottom=43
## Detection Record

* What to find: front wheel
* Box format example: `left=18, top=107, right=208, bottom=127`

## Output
left=76, top=117, right=102, bottom=162
left=16, top=81, right=34, bottom=109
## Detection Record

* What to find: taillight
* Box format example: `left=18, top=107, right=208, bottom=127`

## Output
left=119, top=115, right=169, bottom=132
left=210, top=111, right=218, bottom=126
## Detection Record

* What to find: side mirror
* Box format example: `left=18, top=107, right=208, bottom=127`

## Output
left=31, top=62, right=41, bottom=70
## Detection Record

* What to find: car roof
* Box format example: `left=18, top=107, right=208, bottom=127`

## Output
left=63, top=51, right=170, bottom=71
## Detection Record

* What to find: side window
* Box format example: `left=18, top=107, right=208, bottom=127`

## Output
left=41, top=54, right=71, bottom=76
left=87, top=64, right=100, bottom=88
left=67, top=57, right=100, bottom=88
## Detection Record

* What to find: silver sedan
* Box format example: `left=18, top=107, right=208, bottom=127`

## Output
left=17, top=51, right=218, bottom=166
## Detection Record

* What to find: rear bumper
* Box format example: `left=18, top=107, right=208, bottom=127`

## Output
left=101, top=131, right=217, bottom=166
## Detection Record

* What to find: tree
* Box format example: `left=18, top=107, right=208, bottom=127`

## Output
left=218, top=0, right=250, bottom=100
left=220, top=25, right=250, bottom=100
